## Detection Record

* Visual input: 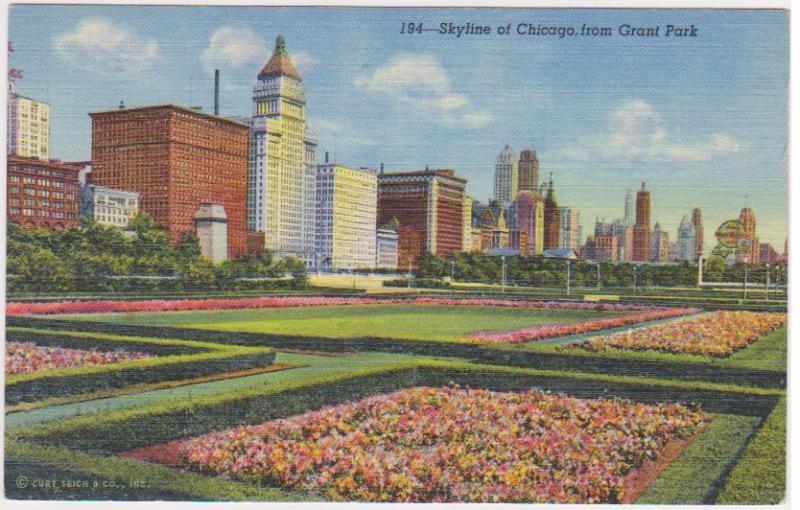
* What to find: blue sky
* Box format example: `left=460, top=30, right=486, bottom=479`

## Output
left=8, top=6, right=788, bottom=249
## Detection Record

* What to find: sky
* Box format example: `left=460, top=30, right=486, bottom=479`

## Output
left=8, top=6, right=789, bottom=249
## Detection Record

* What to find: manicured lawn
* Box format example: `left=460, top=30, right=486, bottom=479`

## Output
left=58, top=305, right=623, bottom=342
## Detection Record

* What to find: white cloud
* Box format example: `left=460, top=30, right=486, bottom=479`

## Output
left=563, top=100, right=743, bottom=163
left=201, top=26, right=267, bottom=73
left=201, top=27, right=317, bottom=75
left=354, top=53, right=492, bottom=129
left=55, top=18, right=158, bottom=77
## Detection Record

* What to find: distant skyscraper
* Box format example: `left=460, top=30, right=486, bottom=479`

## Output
left=248, top=36, right=317, bottom=262
left=678, top=215, right=697, bottom=261
left=558, top=207, right=580, bottom=250
left=518, top=149, right=539, bottom=193
left=632, top=182, right=651, bottom=261
left=543, top=176, right=560, bottom=250
left=650, top=222, right=669, bottom=262
left=516, top=191, right=544, bottom=255
left=692, top=208, right=704, bottom=259
left=624, top=189, right=635, bottom=226
left=739, top=207, right=759, bottom=263
left=611, top=219, right=634, bottom=262
left=7, top=83, right=50, bottom=161
left=493, top=145, right=518, bottom=208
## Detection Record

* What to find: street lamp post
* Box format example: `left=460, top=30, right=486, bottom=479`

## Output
left=566, top=259, right=571, bottom=296
left=501, top=256, right=506, bottom=294
left=596, top=261, right=601, bottom=290
left=451, top=260, right=456, bottom=282
left=633, top=265, right=638, bottom=295
left=765, top=263, right=770, bottom=301
left=407, top=259, right=412, bottom=289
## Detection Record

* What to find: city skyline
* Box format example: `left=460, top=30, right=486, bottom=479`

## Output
left=8, top=6, right=788, bottom=248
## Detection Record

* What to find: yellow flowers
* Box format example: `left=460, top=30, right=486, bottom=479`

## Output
left=579, top=311, right=786, bottom=357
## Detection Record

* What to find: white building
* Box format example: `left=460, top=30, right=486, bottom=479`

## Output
left=677, top=214, right=697, bottom=261
left=248, top=36, right=316, bottom=264
left=315, top=162, right=378, bottom=270
left=7, top=83, right=49, bottom=161
left=462, top=196, right=473, bottom=252
left=376, top=228, right=399, bottom=269
left=79, top=184, right=139, bottom=228
left=493, top=145, right=518, bottom=208
left=195, top=204, right=228, bottom=263
left=624, top=189, right=635, bottom=225
left=558, top=207, right=580, bottom=250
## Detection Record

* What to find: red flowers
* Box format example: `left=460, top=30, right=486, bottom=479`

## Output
left=161, top=387, right=705, bottom=503
left=7, top=296, right=674, bottom=316
left=579, top=311, right=787, bottom=357
left=467, top=308, right=699, bottom=344
left=6, top=342, right=154, bottom=374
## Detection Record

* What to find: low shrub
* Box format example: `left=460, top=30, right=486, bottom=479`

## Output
left=5, top=328, right=275, bottom=405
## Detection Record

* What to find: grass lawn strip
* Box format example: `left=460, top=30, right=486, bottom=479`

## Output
left=5, top=439, right=316, bottom=501
left=10, top=357, right=781, bottom=449
left=6, top=363, right=299, bottom=414
left=636, top=413, right=761, bottom=504
left=716, top=397, right=786, bottom=504
left=4, top=352, right=411, bottom=431
left=5, top=327, right=275, bottom=405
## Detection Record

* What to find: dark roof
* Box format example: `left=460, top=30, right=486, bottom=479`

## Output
left=258, top=35, right=302, bottom=81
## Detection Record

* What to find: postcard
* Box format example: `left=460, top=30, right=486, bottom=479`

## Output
left=4, top=3, right=788, bottom=505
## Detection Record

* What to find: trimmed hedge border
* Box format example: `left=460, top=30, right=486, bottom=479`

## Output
left=11, top=359, right=781, bottom=455
left=5, top=328, right=275, bottom=405
left=8, top=317, right=786, bottom=389
left=716, top=397, right=786, bottom=504
left=6, top=359, right=783, bottom=503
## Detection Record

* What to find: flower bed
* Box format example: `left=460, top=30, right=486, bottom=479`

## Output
left=6, top=341, right=154, bottom=374
left=578, top=311, right=787, bottom=357
left=7, top=296, right=668, bottom=316
left=467, top=307, right=699, bottom=344
left=133, top=386, right=705, bottom=503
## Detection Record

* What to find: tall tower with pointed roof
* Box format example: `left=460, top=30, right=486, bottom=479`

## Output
left=543, top=174, right=560, bottom=250
left=493, top=145, right=518, bottom=208
left=248, top=36, right=316, bottom=261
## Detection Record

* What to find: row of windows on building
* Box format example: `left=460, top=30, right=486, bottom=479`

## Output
left=10, top=208, right=76, bottom=219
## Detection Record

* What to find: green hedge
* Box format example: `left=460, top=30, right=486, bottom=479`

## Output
left=6, top=359, right=784, bottom=503
left=6, top=328, right=275, bottom=405
left=12, top=359, right=780, bottom=455
left=716, top=397, right=786, bottom=504
left=9, top=317, right=786, bottom=389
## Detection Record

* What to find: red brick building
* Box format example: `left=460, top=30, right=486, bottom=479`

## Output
left=7, top=155, right=81, bottom=229
left=632, top=182, right=651, bottom=262
left=89, top=105, right=249, bottom=258
left=377, top=169, right=466, bottom=268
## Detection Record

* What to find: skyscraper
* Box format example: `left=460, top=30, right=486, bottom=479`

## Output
left=314, top=163, right=377, bottom=270
left=7, top=83, right=50, bottom=161
left=90, top=105, right=249, bottom=258
left=543, top=176, right=560, bottom=250
left=558, top=207, right=580, bottom=250
left=248, top=36, right=317, bottom=262
left=518, top=149, right=539, bottom=193
left=739, top=207, right=759, bottom=263
left=650, top=222, right=669, bottom=262
left=462, top=195, right=473, bottom=253
left=516, top=191, right=544, bottom=255
left=632, top=182, right=651, bottom=261
left=493, top=145, right=518, bottom=208
left=377, top=168, right=465, bottom=268
left=677, top=214, right=697, bottom=261
left=624, top=189, right=635, bottom=226
left=692, top=207, right=704, bottom=259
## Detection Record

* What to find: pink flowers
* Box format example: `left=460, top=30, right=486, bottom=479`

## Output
left=579, top=311, right=787, bottom=357
left=8, top=296, right=671, bottom=316
left=6, top=342, right=154, bottom=374
left=159, top=387, right=705, bottom=503
left=468, top=308, right=699, bottom=344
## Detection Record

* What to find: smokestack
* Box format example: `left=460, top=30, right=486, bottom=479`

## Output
left=214, top=70, right=220, bottom=116
left=325, top=152, right=329, bottom=163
